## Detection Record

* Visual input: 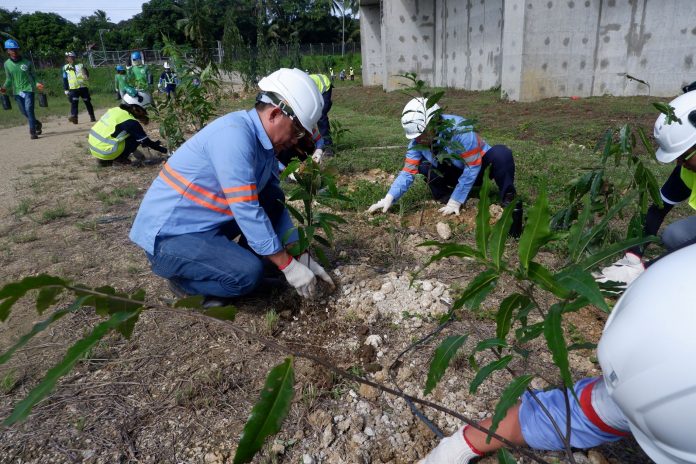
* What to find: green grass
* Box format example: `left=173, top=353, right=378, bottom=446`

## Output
left=40, top=205, right=69, bottom=223
left=96, top=185, right=139, bottom=206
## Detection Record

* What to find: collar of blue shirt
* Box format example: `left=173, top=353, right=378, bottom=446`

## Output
left=247, top=108, right=274, bottom=152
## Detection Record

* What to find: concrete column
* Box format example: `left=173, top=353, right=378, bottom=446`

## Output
left=359, top=2, right=383, bottom=86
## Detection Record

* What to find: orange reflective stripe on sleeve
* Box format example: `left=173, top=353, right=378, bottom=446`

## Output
left=402, top=157, right=420, bottom=175
left=163, top=163, right=228, bottom=206
left=460, top=134, right=484, bottom=166
left=224, top=184, right=259, bottom=204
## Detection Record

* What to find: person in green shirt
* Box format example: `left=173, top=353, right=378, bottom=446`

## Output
left=127, top=51, right=151, bottom=91
left=114, top=65, right=130, bottom=98
left=0, top=39, right=43, bottom=139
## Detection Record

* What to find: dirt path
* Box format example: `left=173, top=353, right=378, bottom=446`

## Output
left=0, top=109, right=106, bottom=211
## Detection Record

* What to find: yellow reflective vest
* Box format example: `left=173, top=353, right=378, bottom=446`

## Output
left=88, top=107, right=136, bottom=160
left=309, top=74, right=330, bottom=94
left=680, top=167, right=696, bottom=210
left=63, top=63, right=88, bottom=89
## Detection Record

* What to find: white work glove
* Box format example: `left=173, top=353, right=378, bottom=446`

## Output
left=312, top=148, right=324, bottom=163
left=592, top=252, right=645, bottom=287
left=297, top=253, right=335, bottom=289
left=418, top=426, right=481, bottom=464
left=281, top=258, right=317, bottom=299
left=64, top=90, right=70, bottom=95
left=367, top=194, right=394, bottom=214
left=438, top=199, right=462, bottom=216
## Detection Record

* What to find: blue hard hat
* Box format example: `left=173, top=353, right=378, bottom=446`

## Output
left=131, top=51, right=142, bottom=61
left=4, top=39, right=19, bottom=49
left=115, top=65, right=125, bottom=71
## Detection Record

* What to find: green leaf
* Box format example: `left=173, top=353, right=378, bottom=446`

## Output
left=497, top=448, right=517, bottom=464
left=578, top=235, right=657, bottom=271
left=174, top=296, right=205, bottom=309
left=473, top=337, right=508, bottom=353
left=515, top=322, right=544, bottom=343
left=470, top=356, right=513, bottom=394
left=0, top=275, right=68, bottom=321
left=475, top=170, right=493, bottom=258
left=420, top=241, right=481, bottom=264
left=496, top=294, right=532, bottom=341
left=488, top=375, right=534, bottom=440
left=543, top=304, right=573, bottom=389
left=284, top=202, right=305, bottom=225
left=452, top=269, right=498, bottom=311
left=489, top=201, right=515, bottom=269
left=233, top=357, right=295, bottom=464
left=280, top=159, right=301, bottom=180
left=312, top=235, right=332, bottom=248
left=424, top=335, right=468, bottom=396
left=518, top=189, right=552, bottom=273
left=527, top=261, right=572, bottom=299
left=3, top=309, right=140, bottom=426
left=568, top=342, right=597, bottom=351
left=555, top=265, right=609, bottom=312
left=203, top=305, right=237, bottom=322
left=567, top=195, right=593, bottom=262
left=576, top=193, right=636, bottom=255
left=36, top=287, right=64, bottom=315
left=0, top=297, right=89, bottom=366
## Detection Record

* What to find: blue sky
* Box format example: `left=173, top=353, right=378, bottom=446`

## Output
left=1, top=0, right=146, bottom=23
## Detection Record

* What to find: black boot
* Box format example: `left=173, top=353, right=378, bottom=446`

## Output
left=503, top=193, right=523, bottom=238
left=35, top=120, right=42, bottom=135
left=30, top=128, right=38, bottom=140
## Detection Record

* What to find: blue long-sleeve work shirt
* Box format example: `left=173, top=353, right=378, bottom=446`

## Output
left=387, top=114, right=491, bottom=204
left=130, top=109, right=298, bottom=256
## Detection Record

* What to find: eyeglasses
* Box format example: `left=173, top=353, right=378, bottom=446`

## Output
left=288, top=114, right=306, bottom=139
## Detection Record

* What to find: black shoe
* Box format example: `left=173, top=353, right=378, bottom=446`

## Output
left=510, top=201, right=524, bottom=238
left=68, top=115, right=78, bottom=124
left=30, top=132, right=38, bottom=140
left=35, top=121, right=42, bottom=135
left=89, top=115, right=96, bottom=122
left=168, top=280, right=235, bottom=308
left=168, top=280, right=189, bottom=299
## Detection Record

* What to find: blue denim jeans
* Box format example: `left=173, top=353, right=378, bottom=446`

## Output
left=146, top=183, right=286, bottom=297
left=14, top=92, right=37, bottom=132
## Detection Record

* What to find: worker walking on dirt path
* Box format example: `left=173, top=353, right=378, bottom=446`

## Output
left=349, top=66, right=354, bottom=81
left=594, top=91, right=696, bottom=288
left=1, top=39, right=43, bottom=140
left=129, top=68, right=335, bottom=308
left=88, top=91, right=167, bottom=167
left=127, top=51, right=151, bottom=91
left=62, top=51, right=96, bottom=124
left=308, top=73, right=333, bottom=162
left=158, top=62, right=178, bottom=100
left=368, top=97, right=522, bottom=236
left=419, top=243, right=696, bottom=464
left=114, top=65, right=130, bottom=99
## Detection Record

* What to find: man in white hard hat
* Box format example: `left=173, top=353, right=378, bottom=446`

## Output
left=62, top=51, right=96, bottom=124
left=88, top=91, right=167, bottom=166
left=158, top=61, right=178, bottom=100
left=368, top=97, right=522, bottom=236
left=420, top=243, right=696, bottom=463
left=129, top=68, right=335, bottom=307
left=595, top=92, right=696, bottom=287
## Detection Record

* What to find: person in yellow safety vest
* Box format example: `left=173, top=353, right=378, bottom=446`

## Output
left=62, top=51, right=95, bottom=124
left=88, top=91, right=167, bottom=167
left=329, top=67, right=335, bottom=82
left=349, top=66, right=354, bottom=81
left=308, top=73, right=333, bottom=161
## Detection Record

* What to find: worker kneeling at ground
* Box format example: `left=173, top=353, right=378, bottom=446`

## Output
left=368, top=98, right=522, bottom=236
left=129, top=68, right=335, bottom=307
left=88, top=91, right=167, bottom=166
left=594, top=91, right=696, bottom=288
left=420, top=243, right=696, bottom=463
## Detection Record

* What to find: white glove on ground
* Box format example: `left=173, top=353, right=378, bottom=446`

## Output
left=297, top=253, right=335, bottom=289
left=64, top=90, right=70, bottom=95
left=367, top=194, right=394, bottom=214
left=438, top=199, right=462, bottom=216
left=281, top=258, right=317, bottom=298
left=593, top=252, right=645, bottom=287
left=312, top=148, right=324, bottom=163
left=418, top=426, right=481, bottom=464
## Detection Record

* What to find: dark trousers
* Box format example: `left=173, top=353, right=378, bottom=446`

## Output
left=147, top=183, right=286, bottom=297
left=98, top=137, right=139, bottom=166
left=419, top=145, right=516, bottom=203
left=317, top=88, right=333, bottom=146
left=68, top=87, right=95, bottom=119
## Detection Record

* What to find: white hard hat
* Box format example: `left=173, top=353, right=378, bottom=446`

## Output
left=122, top=91, right=152, bottom=109
left=654, top=92, right=696, bottom=162
left=401, top=97, right=441, bottom=139
left=597, top=244, right=696, bottom=463
left=163, top=61, right=170, bottom=69
left=257, top=68, right=323, bottom=133
left=65, top=51, right=76, bottom=57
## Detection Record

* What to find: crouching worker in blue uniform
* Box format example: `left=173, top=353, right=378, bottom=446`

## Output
left=88, top=91, right=167, bottom=166
left=129, top=68, right=335, bottom=308
left=368, top=97, right=522, bottom=236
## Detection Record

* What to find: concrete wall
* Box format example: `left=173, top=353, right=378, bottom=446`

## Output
left=361, top=0, right=696, bottom=101
left=359, top=2, right=383, bottom=86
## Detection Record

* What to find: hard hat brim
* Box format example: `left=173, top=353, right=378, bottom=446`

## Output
left=655, top=147, right=681, bottom=164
